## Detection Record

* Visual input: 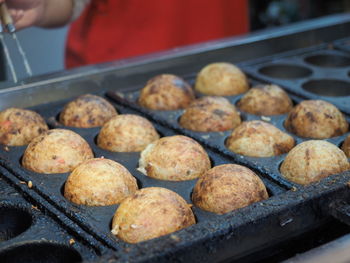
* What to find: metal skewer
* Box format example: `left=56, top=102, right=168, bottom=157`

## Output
left=0, top=34, right=17, bottom=83
left=0, top=6, right=18, bottom=83
left=12, top=32, right=33, bottom=76
left=0, top=2, right=33, bottom=83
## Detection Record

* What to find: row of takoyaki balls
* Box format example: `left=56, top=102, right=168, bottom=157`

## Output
left=0, top=103, right=349, bottom=245
left=1, top=61, right=350, bottom=178
left=0, top=62, right=349, bottom=243
left=2, top=91, right=349, bottom=156
left=65, top=157, right=269, bottom=244
left=136, top=63, right=349, bottom=139
left=1, top=70, right=350, bottom=179
left=1, top=92, right=349, bottom=182
left=0, top=110, right=270, bottom=243
left=132, top=62, right=350, bottom=186
left=0, top=98, right=268, bottom=244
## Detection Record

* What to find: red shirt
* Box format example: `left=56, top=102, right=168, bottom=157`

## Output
left=66, top=0, right=248, bottom=68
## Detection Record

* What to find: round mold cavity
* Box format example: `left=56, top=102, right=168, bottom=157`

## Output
left=0, top=207, right=32, bottom=242
left=304, top=54, right=350, bottom=67
left=0, top=242, right=82, bottom=263
left=258, top=64, right=312, bottom=79
left=302, top=79, right=350, bottom=97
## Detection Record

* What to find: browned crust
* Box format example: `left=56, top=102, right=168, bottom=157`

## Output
left=97, top=114, right=160, bottom=152
left=138, top=74, right=195, bottom=110
left=195, top=62, right=249, bottom=96
left=22, top=129, right=94, bottom=174
left=179, top=96, right=241, bottom=132
left=285, top=100, right=348, bottom=139
left=280, top=140, right=350, bottom=185
left=64, top=158, right=138, bottom=206
left=192, top=164, right=268, bottom=214
left=226, top=120, right=295, bottom=157
left=138, top=135, right=211, bottom=181
left=0, top=108, right=48, bottom=146
left=237, top=84, right=293, bottom=115
left=111, top=187, right=195, bottom=243
left=59, top=94, right=117, bottom=128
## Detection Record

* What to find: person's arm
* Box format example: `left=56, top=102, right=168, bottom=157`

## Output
left=0, top=0, right=89, bottom=30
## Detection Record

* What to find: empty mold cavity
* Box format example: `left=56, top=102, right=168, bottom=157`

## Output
left=0, top=207, right=32, bottom=242
left=0, top=242, right=82, bottom=263
left=302, top=79, right=350, bottom=97
left=258, top=64, right=312, bottom=79
left=304, top=54, right=350, bottom=67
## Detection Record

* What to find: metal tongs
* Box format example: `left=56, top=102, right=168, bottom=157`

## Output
left=0, top=2, right=32, bottom=83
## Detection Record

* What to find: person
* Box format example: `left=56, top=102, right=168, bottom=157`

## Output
left=0, top=0, right=249, bottom=68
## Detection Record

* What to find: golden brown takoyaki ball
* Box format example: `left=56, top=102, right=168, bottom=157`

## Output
left=226, top=120, right=295, bottom=157
left=138, top=74, right=195, bottom=110
left=192, top=164, right=268, bottom=214
left=0, top=108, right=48, bottom=146
left=195, top=62, right=249, bottom=96
left=111, top=187, right=195, bottom=243
left=138, top=135, right=211, bottom=181
left=59, top=94, right=117, bottom=128
left=285, top=100, right=348, bottom=139
left=280, top=140, right=349, bottom=185
left=237, top=84, right=293, bottom=115
left=64, top=158, right=138, bottom=206
left=97, top=114, right=160, bottom=152
left=179, top=96, right=241, bottom=132
left=22, top=129, right=93, bottom=174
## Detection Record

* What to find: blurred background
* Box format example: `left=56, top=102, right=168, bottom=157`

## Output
left=1, top=0, right=350, bottom=85
left=249, top=0, right=350, bottom=30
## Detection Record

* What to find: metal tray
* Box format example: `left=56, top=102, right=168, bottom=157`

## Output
left=0, top=94, right=285, bottom=258
left=1, top=88, right=349, bottom=262
left=242, top=46, right=350, bottom=115
left=1, top=14, right=350, bottom=263
left=105, top=74, right=350, bottom=190
left=0, top=170, right=99, bottom=263
left=334, top=37, right=350, bottom=54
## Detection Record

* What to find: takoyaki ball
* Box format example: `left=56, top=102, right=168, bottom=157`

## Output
left=179, top=96, right=241, bottom=132
left=226, top=120, right=295, bottom=157
left=64, top=158, right=138, bottom=206
left=138, top=135, right=211, bottom=181
left=285, top=100, right=348, bottom=139
left=59, top=94, right=117, bottom=128
left=192, top=164, right=268, bottom=214
left=22, top=129, right=94, bottom=174
left=280, top=140, right=349, bottom=185
left=111, top=187, right=195, bottom=243
left=97, top=114, right=160, bottom=152
left=195, top=62, right=249, bottom=96
left=138, top=74, right=195, bottom=110
left=341, top=135, right=350, bottom=158
left=237, top=84, right=293, bottom=115
left=0, top=108, right=48, bottom=146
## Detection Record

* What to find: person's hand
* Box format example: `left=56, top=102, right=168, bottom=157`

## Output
left=0, top=0, right=46, bottom=30
left=0, top=0, right=73, bottom=30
